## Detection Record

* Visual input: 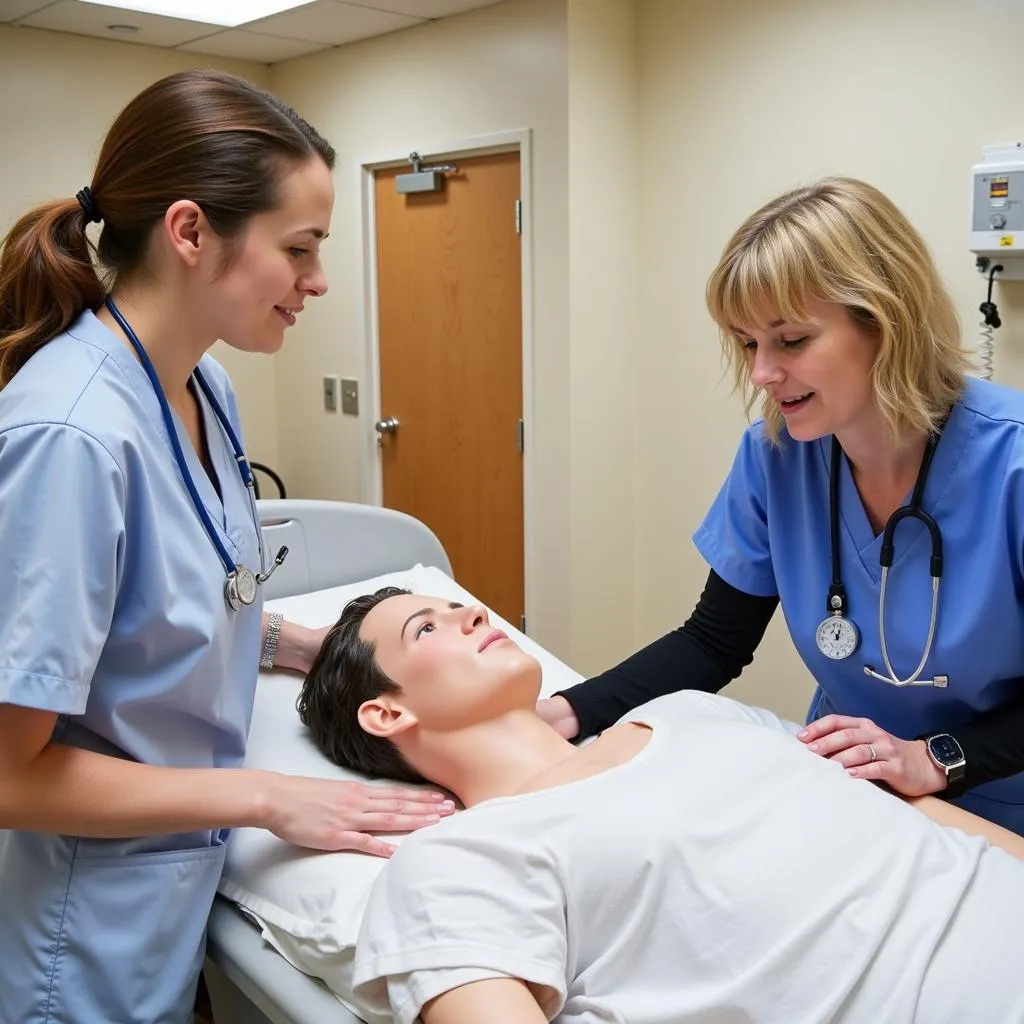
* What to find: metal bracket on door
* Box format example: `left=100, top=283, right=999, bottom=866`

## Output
left=396, top=152, right=458, bottom=194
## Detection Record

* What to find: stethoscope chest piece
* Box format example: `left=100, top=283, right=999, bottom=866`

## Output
left=815, top=606, right=860, bottom=661
left=226, top=566, right=258, bottom=610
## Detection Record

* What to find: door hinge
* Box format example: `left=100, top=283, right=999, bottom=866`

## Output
left=515, top=198, right=522, bottom=235
left=516, top=417, right=525, bottom=453
left=519, top=613, right=527, bottom=634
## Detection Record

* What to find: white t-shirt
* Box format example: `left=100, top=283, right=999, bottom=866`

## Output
left=352, top=691, right=1024, bottom=1024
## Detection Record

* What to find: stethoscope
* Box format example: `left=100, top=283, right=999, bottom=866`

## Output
left=814, top=430, right=948, bottom=687
left=105, top=297, right=288, bottom=611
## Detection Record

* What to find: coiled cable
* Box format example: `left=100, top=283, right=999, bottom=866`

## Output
left=977, top=263, right=1003, bottom=381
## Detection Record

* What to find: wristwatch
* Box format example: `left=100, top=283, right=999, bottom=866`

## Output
left=924, top=733, right=966, bottom=784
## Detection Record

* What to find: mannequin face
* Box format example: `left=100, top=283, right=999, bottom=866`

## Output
left=356, top=593, right=542, bottom=735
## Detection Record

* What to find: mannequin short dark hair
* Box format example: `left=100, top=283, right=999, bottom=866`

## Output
left=297, top=586, right=426, bottom=785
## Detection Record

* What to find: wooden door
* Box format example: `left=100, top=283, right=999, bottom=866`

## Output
left=374, top=151, right=524, bottom=624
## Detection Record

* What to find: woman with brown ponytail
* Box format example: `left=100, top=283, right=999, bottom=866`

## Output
left=0, top=70, right=452, bottom=1024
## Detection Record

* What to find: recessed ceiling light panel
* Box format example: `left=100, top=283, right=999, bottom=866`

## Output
left=78, top=1, right=314, bottom=28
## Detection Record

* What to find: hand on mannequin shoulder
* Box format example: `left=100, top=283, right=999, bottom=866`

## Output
left=536, top=695, right=580, bottom=741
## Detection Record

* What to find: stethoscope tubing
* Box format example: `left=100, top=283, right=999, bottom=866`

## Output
left=827, top=431, right=944, bottom=686
left=104, top=296, right=268, bottom=585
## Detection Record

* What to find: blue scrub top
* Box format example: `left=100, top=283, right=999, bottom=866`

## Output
left=0, top=310, right=263, bottom=1023
left=694, top=377, right=1024, bottom=835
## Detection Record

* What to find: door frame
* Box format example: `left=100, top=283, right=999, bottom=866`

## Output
left=358, top=129, right=536, bottom=628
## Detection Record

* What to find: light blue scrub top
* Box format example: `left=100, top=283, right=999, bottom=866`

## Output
left=0, top=311, right=263, bottom=1024
left=694, top=377, right=1024, bottom=836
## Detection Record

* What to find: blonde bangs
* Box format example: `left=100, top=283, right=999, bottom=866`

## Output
left=705, top=177, right=971, bottom=444
left=707, top=214, right=834, bottom=439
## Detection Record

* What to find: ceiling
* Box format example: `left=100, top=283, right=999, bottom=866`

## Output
left=0, top=0, right=505, bottom=64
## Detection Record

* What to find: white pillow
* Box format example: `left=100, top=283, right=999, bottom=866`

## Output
left=217, top=564, right=583, bottom=1023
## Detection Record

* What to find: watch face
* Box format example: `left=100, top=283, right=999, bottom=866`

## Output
left=928, top=733, right=964, bottom=766
left=815, top=614, right=859, bottom=660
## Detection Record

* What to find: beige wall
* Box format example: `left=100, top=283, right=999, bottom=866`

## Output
left=0, top=4, right=572, bottom=657
left=633, top=0, right=1024, bottom=721
left=566, top=0, right=637, bottom=675
left=268, top=0, right=571, bottom=656
left=0, top=25, right=280, bottom=469
left=7, top=0, right=1024, bottom=711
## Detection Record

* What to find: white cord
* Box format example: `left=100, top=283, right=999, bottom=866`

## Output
left=977, top=318, right=995, bottom=380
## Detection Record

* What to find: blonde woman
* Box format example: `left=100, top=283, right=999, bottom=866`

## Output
left=540, top=177, right=1024, bottom=836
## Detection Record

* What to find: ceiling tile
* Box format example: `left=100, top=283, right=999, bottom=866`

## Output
left=348, top=0, right=504, bottom=17
left=178, top=27, right=328, bottom=63
left=1, top=0, right=58, bottom=22
left=19, top=0, right=220, bottom=46
left=245, top=0, right=421, bottom=46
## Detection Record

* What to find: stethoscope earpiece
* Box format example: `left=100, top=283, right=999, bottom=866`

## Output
left=257, top=545, right=289, bottom=585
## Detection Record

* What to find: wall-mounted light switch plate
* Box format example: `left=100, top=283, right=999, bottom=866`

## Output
left=341, top=378, right=359, bottom=415
left=323, top=375, right=339, bottom=412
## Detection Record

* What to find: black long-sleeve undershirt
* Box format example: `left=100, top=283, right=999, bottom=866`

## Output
left=557, top=569, right=1024, bottom=796
left=558, top=570, right=776, bottom=738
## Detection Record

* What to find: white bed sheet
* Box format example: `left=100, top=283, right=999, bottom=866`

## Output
left=216, top=564, right=583, bottom=1023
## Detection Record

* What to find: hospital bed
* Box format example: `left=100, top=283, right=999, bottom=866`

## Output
left=205, top=899, right=353, bottom=1024
left=206, top=500, right=580, bottom=1023
left=205, top=499, right=454, bottom=1024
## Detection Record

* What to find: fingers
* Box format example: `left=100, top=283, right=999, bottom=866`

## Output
left=536, top=697, right=581, bottom=740
left=375, top=793, right=457, bottom=818
left=798, top=714, right=866, bottom=742
left=371, top=785, right=453, bottom=807
left=828, top=741, right=884, bottom=770
left=345, top=784, right=458, bottom=830
left=556, top=719, right=578, bottom=740
left=804, top=726, right=876, bottom=759
left=845, top=760, right=889, bottom=784
left=374, top=797, right=456, bottom=817
left=358, top=809, right=451, bottom=833
left=336, top=831, right=398, bottom=859
left=363, top=796, right=456, bottom=825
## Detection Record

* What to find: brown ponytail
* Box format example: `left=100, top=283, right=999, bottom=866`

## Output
left=0, top=200, right=105, bottom=389
left=0, top=68, right=334, bottom=393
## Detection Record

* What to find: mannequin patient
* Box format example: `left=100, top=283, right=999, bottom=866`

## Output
left=298, top=587, right=1024, bottom=1024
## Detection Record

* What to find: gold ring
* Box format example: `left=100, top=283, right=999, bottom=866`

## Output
left=868, top=743, right=877, bottom=763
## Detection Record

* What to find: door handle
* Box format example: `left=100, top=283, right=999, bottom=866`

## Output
left=375, top=416, right=400, bottom=434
